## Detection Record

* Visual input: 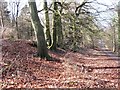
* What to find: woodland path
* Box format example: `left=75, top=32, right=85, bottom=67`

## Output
left=63, top=46, right=120, bottom=89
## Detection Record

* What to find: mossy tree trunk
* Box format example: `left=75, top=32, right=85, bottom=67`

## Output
left=50, top=1, right=63, bottom=50
left=28, top=0, right=49, bottom=58
left=44, top=0, right=52, bottom=46
left=50, top=1, right=58, bottom=50
left=72, top=16, right=77, bottom=51
left=57, top=3, right=63, bottom=47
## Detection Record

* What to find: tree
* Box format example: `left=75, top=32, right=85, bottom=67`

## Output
left=50, top=0, right=58, bottom=50
left=0, top=1, right=10, bottom=28
left=60, top=1, right=103, bottom=51
left=9, top=0, right=21, bottom=39
left=108, top=18, right=118, bottom=52
left=28, top=0, right=49, bottom=58
left=56, top=2, right=63, bottom=47
left=118, top=1, right=120, bottom=56
left=44, top=0, right=52, bottom=46
left=15, top=1, right=20, bottom=39
left=0, top=1, right=10, bottom=38
left=0, top=2, right=4, bottom=28
left=50, top=1, right=63, bottom=50
left=18, top=5, right=34, bottom=40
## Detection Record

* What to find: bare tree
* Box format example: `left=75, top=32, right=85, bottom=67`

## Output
left=28, top=0, right=50, bottom=59
left=9, top=0, right=20, bottom=39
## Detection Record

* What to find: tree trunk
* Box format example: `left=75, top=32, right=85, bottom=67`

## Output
left=15, top=17, right=19, bottom=39
left=16, top=2, right=20, bottom=39
left=56, top=2, right=63, bottom=47
left=50, top=1, right=57, bottom=50
left=90, top=35, right=95, bottom=49
left=28, top=0, right=49, bottom=58
left=50, top=1, right=63, bottom=50
left=113, top=28, right=117, bottom=52
left=44, top=0, right=52, bottom=46
left=118, top=15, right=120, bottom=56
left=0, top=10, right=4, bottom=28
left=57, top=10, right=63, bottom=47
left=72, top=17, right=77, bottom=51
left=118, top=3, right=120, bottom=56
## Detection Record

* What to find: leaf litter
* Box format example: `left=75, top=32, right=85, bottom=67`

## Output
left=1, top=39, right=120, bottom=89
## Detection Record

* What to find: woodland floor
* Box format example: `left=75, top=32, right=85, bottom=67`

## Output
left=0, top=39, right=120, bottom=90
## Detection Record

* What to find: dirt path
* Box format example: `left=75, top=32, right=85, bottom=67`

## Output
left=97, top=42, right=119, bottom=59
left=62, top=48, right=120, bottom=89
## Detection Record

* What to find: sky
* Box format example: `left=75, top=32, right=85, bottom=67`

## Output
left=4, top=0, right=120, bottom=27
left=5, top=0, right=119, bottom=9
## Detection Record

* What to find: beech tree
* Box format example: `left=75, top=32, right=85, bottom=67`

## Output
left=50, top=1, right=63, bottom=50
left=44, top=0, right=52, bottom=46
left=50, top=0, right=58, bottom=50
left=28, top=0, right=49, bottom=58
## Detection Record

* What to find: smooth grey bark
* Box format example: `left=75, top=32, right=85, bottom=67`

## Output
left=28, top=0, right=49, bottom=58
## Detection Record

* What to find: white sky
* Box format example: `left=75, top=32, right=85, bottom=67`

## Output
left=5, top=0, right=119, bottom=7
left=5, top=0, right=119, bottom=13
left=4, top=0, right=120, bottom=27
